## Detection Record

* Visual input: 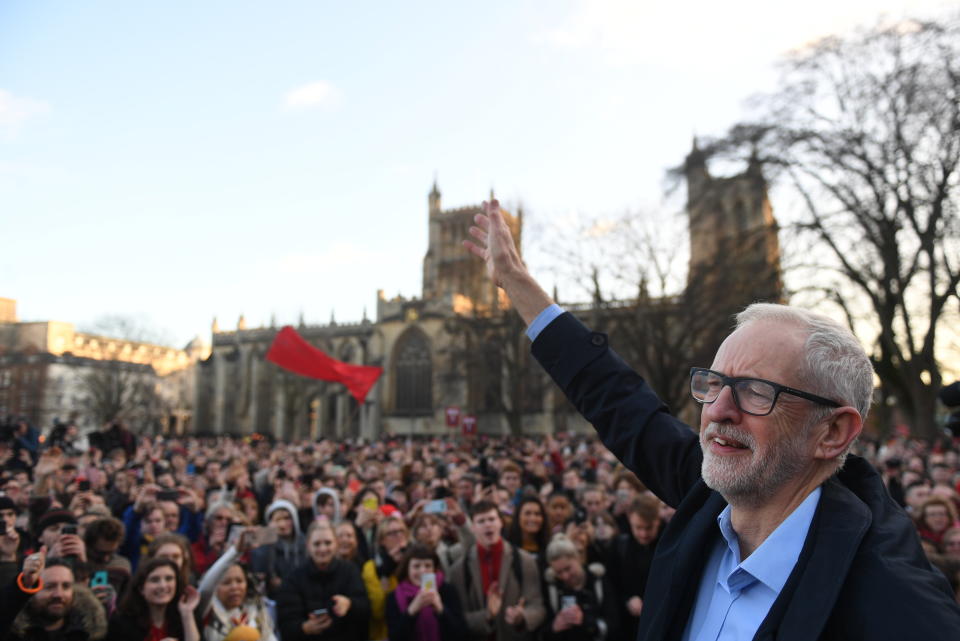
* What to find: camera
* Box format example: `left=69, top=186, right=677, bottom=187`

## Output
left=77, top=478, right=91, bottom=492
left=61, top=524, right=78, bottom=536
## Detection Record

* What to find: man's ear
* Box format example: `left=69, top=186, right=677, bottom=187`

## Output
left=813, top=407, right=862, bottom=461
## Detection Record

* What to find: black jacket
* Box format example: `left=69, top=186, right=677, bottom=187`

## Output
left=3, top=580, right=108, bottom=641
left=542, top=564, right=620, bottom=641
left=384, top=582, right=466, bottom=641
left=276, top=558, right=371, bottom=641
left=532, top=312, right=960, bottom=640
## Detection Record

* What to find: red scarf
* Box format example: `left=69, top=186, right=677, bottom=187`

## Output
left=478, top=539, right=504, bottom=595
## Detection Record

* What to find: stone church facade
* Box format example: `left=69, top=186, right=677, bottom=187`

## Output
left=195, top=147, right=782, bottom=439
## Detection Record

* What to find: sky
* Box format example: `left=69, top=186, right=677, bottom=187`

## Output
left=1, top=0, right=954, bottom=347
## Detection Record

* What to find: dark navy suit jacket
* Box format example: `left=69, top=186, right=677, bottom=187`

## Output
left=532, top=312, right=960, bottom=640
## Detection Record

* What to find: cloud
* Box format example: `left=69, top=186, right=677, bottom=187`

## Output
left=0, top=89, right=51, bottom=133
left=282, top=81, right=342, bottom=112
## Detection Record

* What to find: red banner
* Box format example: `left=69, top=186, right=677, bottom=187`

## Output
left=445, top=406, right=461, bottom=428
left=462, top=414, right=477, bottom=437
left=266, top=325, right=383, bottom=404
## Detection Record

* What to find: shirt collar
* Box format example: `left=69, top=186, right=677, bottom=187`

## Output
left=716, top=486, right=821, bottom=594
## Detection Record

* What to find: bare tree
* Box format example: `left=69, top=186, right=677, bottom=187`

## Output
left=549, top=210, right=781, bottom=418
left=706, top=16, right=960, bottom=437
left=442, top=308, right=545, bottom=436
left=80, top=360, right=165, bottom=431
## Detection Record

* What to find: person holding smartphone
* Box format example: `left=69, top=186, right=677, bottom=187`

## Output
left=385, top=544, right=466, bottom=641
left=276, top=519, right=369, bottom=641
left=542, top=535, right=619, bottom=641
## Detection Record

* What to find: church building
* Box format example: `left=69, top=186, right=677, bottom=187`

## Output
left=194, top=147, right=782, bottom=439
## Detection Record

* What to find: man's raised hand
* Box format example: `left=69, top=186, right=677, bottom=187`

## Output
left=464, top=199, right=524, bottom=290
left=463, top=199, right=554, bottom=325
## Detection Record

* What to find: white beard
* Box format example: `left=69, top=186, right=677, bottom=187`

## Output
left=700, top=422, right=807, bottom=505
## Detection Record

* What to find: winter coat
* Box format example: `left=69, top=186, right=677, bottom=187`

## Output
left=532, top=311, right=960, bottom=640
left=275, top=558, right=371, bottom=641
left=7, top=582, right=108, bottom=641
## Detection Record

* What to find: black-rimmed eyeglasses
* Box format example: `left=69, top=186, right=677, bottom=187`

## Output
left=689, top=367, right=840, bottom=416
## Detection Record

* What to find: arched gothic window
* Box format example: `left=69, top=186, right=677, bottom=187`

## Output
left=394, top=330, right=432, bottom=415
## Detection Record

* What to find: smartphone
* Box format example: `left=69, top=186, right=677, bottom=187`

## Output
left=421, top=572, right=437, bottom=592
left=252, top=525, right=279, bottom=546
left=561, top=595, right=577, bottom=610
left=77, top=478, right=91, bottom=492
left=157, top=489, right=180, bottom=502
left=227, top=523, right=244, bottom=544
left=311, top=608, right=329, bottom=617
left=0, top=521, right=6, bottom=535
left=362, top=496, right=378, bottom=511
left=61, top=524, right=78, bottom=536
left=425, top=499, right=447, bottom=514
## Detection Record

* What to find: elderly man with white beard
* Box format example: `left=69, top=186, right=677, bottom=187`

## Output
left=463, top=200, right=960, bottom=640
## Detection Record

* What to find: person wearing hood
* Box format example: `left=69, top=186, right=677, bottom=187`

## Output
left=313, top=488, right=342, bottom=525
left=250, top=499, right=306, bottom=599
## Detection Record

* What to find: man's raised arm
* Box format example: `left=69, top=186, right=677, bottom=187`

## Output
left=463, top=199, right=553, bottom=325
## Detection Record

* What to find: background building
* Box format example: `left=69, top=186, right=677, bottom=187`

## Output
left=0, top=300, right=208, bottom=433
left=196, top=153, right=782, bottom=439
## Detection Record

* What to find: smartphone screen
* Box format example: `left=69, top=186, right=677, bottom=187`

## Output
left=425, top=499, right=447, bottom=514
left=421, top=572, right=436, bottom=592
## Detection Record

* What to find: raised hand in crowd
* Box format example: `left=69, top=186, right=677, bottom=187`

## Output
left=504, top=596, right=527, bottom=627
left=21, top=545, right=46, bottom=588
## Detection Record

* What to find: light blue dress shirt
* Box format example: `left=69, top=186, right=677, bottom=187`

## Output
left=525, top=303, right=823, bottom=640
left=682, top=487, right=822, bottom=641
left=526, top=304, right=564, bottom=341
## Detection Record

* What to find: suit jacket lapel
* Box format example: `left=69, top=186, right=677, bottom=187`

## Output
left=640, top=486, right=727, bottom=639
left=755, top=478, right=871, bottom=641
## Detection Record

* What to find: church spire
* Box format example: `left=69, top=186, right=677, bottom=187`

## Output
left=429, top=176, right=441, bottom=213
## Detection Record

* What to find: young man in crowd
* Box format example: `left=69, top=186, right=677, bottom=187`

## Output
left=449, top=500, right=544, bottom=641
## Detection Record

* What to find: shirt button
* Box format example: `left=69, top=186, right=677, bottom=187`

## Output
left=590, top=334, right=605, bottom=346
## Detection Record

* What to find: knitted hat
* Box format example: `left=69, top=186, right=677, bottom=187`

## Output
left=36, top=509, right=77, bottom=535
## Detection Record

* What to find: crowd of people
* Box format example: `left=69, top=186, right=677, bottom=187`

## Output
left=1, top=414, right=959, bottom=641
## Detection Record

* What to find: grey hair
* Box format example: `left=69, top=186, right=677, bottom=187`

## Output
left=204, top=500, right=238, bottom=529
left=736, top=304, right=874, bottom=469
left=735, top=303, right=873, bottom=419
left=545, top=533, right=579, bottom=564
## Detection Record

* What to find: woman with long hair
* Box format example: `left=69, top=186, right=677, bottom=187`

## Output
left=147, top=532, right=196, bottom=586
left=506, top=496, right=550, bottom=562
left=346, top=486, right=382, bottom=564
left=336, top=521, right=363, bottom=568
left=385, top=544, right=466, bottom=641
left=107, top=557, right=201, bottom=641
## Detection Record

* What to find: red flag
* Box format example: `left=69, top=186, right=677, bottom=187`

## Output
left=266, top=325, right=383, bottom=405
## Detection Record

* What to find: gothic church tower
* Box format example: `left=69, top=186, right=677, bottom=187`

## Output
left=685, top=140, right=782, bottom=307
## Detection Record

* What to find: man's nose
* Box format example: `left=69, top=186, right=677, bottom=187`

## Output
left=703, top=385, right=741, bottom=423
